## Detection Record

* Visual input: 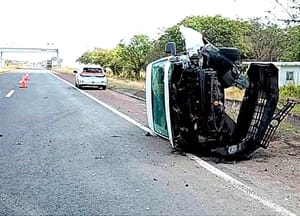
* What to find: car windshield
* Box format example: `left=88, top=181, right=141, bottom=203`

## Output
left=83, top=68, right=103, bottom=73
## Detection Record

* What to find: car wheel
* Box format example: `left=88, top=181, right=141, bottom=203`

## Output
left=75, top=82, right=78, bottom=88
left=102, top=86, right=106, bottom=90
left=78, top=85, right=82, bottom=89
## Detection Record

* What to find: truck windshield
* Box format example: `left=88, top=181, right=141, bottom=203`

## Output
left=151, top=60, right=168, bottom=137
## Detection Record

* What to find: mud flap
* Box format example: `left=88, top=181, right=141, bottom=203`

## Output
left=214, top=63, right=280, bottom=157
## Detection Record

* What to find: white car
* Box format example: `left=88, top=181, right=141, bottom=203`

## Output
left=74, top=66, right=107, bottom=90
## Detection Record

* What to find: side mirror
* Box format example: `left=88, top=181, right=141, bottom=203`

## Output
left=165, top=42, right=176, bottom=55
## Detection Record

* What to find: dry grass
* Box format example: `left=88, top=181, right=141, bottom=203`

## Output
left=0, top=66, right=18, bottom=74
left=52, top=67, right=76, bottom=74
left=107, top=77, right=244, bottom=99
left=107, top=76, right=145, bottom=91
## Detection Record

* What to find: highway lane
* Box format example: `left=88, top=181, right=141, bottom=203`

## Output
left=0, top=70, right=297, bottom=215
left=0, top=71, right=23, bottom=100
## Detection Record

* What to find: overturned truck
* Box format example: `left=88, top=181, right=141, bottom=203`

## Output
left=145, top=26, right=297, bottom=158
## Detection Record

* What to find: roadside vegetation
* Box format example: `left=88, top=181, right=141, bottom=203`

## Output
left=0, top=65, right=18, bottom=73
left=73, top=0, right=300, bottom=114
left=77, top=16, right=300, bottom=81
left=76, top=0, right=299, bottom=81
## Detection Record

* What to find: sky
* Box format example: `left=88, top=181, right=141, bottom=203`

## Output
left=0, top=0, right=280, bottom=66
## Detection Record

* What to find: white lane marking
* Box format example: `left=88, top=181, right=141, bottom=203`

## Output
left=188, top=155, right=297, bottom=216
left=49, top=71, right=297, bottom=216
left=5, top=90, right=15, bottom=98
left=48, top=72, right=155, bottom=136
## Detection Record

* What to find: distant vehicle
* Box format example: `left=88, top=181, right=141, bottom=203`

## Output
left=46, top=60, right=52, bottom=70
left=74, top=66, right=107, bottom=90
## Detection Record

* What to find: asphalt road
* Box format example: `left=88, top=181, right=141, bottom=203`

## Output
left=0, top=70, right=297, bottom=215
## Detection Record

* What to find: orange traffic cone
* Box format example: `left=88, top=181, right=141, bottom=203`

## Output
left=19, top=77, right=27, bottom=88
left=24, top=73, right=30, bottom=81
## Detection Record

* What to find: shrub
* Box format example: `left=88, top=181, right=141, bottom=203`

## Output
left=279, top=84, right=300, bottom=99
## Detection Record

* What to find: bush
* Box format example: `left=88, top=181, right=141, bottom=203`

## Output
left=279, top=84, right=300, bottom=99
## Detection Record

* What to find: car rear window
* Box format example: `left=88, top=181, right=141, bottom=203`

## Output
left=83, top=68, right=103, bottom=73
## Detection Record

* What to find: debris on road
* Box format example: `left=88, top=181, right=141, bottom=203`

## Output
left=288, top=152, right=297, bottom=156
left=145, top=132, right=152, bottom=136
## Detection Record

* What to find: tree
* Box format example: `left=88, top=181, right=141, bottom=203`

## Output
left=4, top=59, right=13, bottom=66
left=246, top=19, right=287, bottom=61
left=76, top=48, right=112, bottom=67
left=92, top=48, right=112, bottom=66
left=118, top=34, right=153, bottom=79
left=157, top=16, right=252, bottom=56
left=106, top=46, right=125, bottom=75
left=270, top=0, right=300, bottom=24
left=282, top=25, right=300, bottom=61
left=76, top=51, right=94, bottom=65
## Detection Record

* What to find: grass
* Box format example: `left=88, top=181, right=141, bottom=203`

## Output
left=107, top=76, right=145, bottom=91
left=278, top=120, right=297, bottom=132
left=0, top=66, right=18, bottom=74
left=291, top=105, right=300, bottom=115
left=278, top=100, right=300, bottom=115
left=52, top=67, right=76, bottom=74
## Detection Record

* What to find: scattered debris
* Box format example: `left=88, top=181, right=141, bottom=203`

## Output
left=95, top=156, right=105, bottom=160
left=185, top=184, right=189, bottom=187
left=145, top=132, right=152, bottom=136
left=0, top=133, right=2, bottom=137
left=16, top=141, right=23, bottom=145
left=153, top=178, right=158, bottom=181
left=288, top=152, right=297, bottom=156
left=111, top=135, right=121, bottom=138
